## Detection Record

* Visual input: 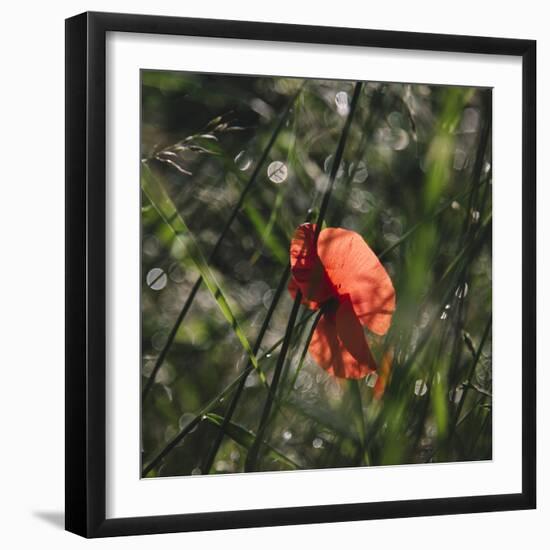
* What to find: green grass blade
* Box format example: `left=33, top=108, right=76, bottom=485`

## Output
left=243, top=202, right=287, bottom=264
left=201, top=264, right=291, bottom=474
left=204, top=413, right=301, bottom=470
left=142, top=85, right=304, bottom=400
left=141, top=164, right=266, bottom=383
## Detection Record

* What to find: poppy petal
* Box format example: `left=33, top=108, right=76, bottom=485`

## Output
left=308, top=300, right=377, bottom=379
left=289, top=223, right=335, bottom=307
left=288, top=277, right=324, bottom=310
left=317, top=227, right=395, bottom=335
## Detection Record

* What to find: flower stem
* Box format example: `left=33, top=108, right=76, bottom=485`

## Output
left=245, top=292, right=302, bottom=472
left=201, top=265, right=290, bottom=474
left=313, top=81, right=363, bottom=244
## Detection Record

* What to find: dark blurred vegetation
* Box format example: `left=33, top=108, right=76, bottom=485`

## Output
left=140, top=70, right=492, bottom=477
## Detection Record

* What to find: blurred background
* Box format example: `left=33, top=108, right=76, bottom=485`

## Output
left=140, top=71, right=492, bottom=477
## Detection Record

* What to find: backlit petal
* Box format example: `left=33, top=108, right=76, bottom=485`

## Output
left=317, top=227, right=395, bottom=334
left=308, top=299, right=377, bottom=379
left=289, top=223, right=335, bottom=307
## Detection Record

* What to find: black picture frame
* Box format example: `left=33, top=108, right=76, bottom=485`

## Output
left=65, top=11, right=536, bottom=538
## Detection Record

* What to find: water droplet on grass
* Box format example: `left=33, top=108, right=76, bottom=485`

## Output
left=283, top=430, right=293, bottom=441
left=459, top=107, right=480, bottom=134
left=324, top=154, right=345, bottom=178
left=312, top=437, right=324, bottom=449
left=164, top=425, right=177, bottom=442
left=245, top=371, right=260, bottom=388
left=143, top=235, right=161, bottom=258
left=391, top=129, right=409, bottom=151
left=142, top=359, right=155, bottom=376
left=335, top=91, right=349, bottom=116
left=414, top=380, right=428, bottom=396
left=366, top=372, right=378, bottom=387
left=234, top=150, right=252, bottom=171
left=168, top=263, right=185, bottom=283
left=449, top=386, right=464, bottom=403
left=178, top=413, right=197, bottom=433
left=163, top=385, right=173, bottom=401
left=267, top=161, right=288, bottom=183
left=351, top=161, right=369, bottom=183
left=455, top=282, right=469, bottom=299
left=146, top=267, right=167, bottom=290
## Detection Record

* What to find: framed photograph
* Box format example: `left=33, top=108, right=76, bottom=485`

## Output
left=65, top=11, right=536, bottom=537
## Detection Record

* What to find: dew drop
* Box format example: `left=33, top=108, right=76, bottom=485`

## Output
left=234, top=150, right=252, bottom=171
left=178, top=413, right=197, bottom=433
left=351, top=160, right=369, bottom=183
left=155, top=363, right=174, bottom=385
left=391, top=129, right=410, bottom=151
left=163, top=385, right=173, bottom=402
left=283, top=430, right=293, bottom=441
left=245, top=371, right=260, bottom=388
left=365, top=372, right=378, bottom=388
left=471, top=210, right=481, bottom=223
left=459, top=107, right=480, bottom=134
left=449, top=386, right=464, bottom=403
left=324, top=154, right=345, bottom=178
left=267, top=161, right=288, bottom=183
left=143, top=235, right=160, bottom=257
left=312, top=437, right=324, bottom=449
left=414, top=380, right=428, bottom=396
left=146, top=267, right=167, bottom=291
left=168, top=263, right=185, bottom=283
left=164, top=424, right=177, bottom=442
left=334, top=91, right=349, bottom=116
left=455, top=282, right=469, bottom=299
left=142, top=358, right=155, bottom=376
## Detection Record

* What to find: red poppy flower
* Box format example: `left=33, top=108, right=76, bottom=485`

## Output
left=289, top=223, right=395, bottom=379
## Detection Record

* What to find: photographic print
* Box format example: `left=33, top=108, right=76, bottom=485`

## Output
left=140, top=71, right=492, bottom=478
